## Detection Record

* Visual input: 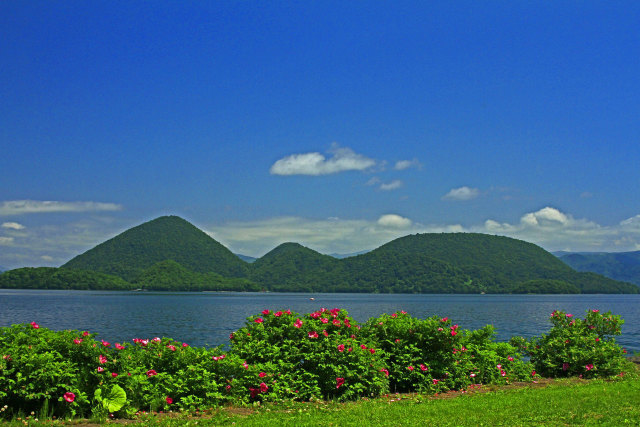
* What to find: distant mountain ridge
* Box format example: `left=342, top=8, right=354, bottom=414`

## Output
left=556, top=251, right=640, bottom=286
left=2, top=216, right=637, bottom=293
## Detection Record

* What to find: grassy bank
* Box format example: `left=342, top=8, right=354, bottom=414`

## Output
left=4, top=374, right=638, bottom=426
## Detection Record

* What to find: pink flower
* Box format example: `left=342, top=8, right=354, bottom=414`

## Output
left=408, top=366, right=414, bottom=371
left=321, top=317, right=329, bottom=324
left=380, top=368, right=389, bottom=377
left=420, top=364, right=428, bottom=371
left=441, top=317, right=448, bottom=322
left=595, top=338, right=600, bottom=342
left=337, top=344, right=345, bottom=352
left=97, top=367, right=104, bottom=373
left=226, top=385, right=232, bottom=391
left=274, top=311, right=283, bottom=317
left=451, top=330, right=457, bottom=336
left=470, top=373, right=476, bottom=378
left=432, top=379, right=439, bottom=385
left=507, top=356, right=514, bottom=362
left=166, top=397, right=173, bottom=405
left=262, top=309, right=270, bottom=315
left=500, top=370, right=506, bottom=377
left=254, top=317, right=263, bottom=324
left=30, top=322, right=39, bottom=329
left=167, top=345, right=176, bottom=351
left=63, top=392, right=75, bottom=403
left=566, top=314, right=573, bottom=318
left=152, top=337, right=161, bottom=343
left=360, top=344, right=367, bottom=350
left=99, top=355, right=107, bottom=364
left=101, top=340, right=111, bottom=347
left=260, top=382, right=269, bottom=393
left=243, top=362, right=249, bottom=369
left=294, top=318, right=303, bottom=328
left=401, top=310, right=407, bottom=314
left=323, top=330, right=329, bottom=337
left=285, top=309, right=291, bottom=315
left=182, top=343, right=189, bottom=347
left=336, top=377, right=345, bottom=389
left=82, top=331, right=90, bottom=336
left=229, top=333, right=234, bottom=340
left=259, top=372, right=266, bottom=378
left=73, top=339, right=83, bottom=345
left=391, top=313, right=397, bottom=318
left=249, top=388, right=259, bottom=398
left=333, top=319, right=341, bottom=326
left=369, top=348, right=375, bottom=354
left=585, top=364, right=594, bottom=371
left=531, top=370, right=537, bottom=377
left=330, top=308, right=340, bottom=317
left=496, top=364, right=502, bottom=369
left=111, top=372, right=118, bottom=378
left=308, top=331, right=319, bottom=339
left=395, top=338, right=401, bottom=343
left=592, top=309, right=599, bottom=313
left=147, top=369, right=157, bottom=377
left=115, top=343, right=125, bottom=350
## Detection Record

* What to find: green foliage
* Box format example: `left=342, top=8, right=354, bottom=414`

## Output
left=0, top=267, right=134, bottom=290
left=514, top=309, right=629, bottom=379
left=0, top=308, right=633, bottom=421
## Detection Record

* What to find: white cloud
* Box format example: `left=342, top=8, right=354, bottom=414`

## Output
left=0, top=237, right=14, bottom=245
left=442, top=186, right=480, bottom=201
left=365, top=177, right=381, bottom=186
left=377, top=214, right=412, bottom=228
left=0, top=200, right=123, bottom=216
left=270, top=144, right=376, bottom=176
left=394, top=159, right=421, bottom=170
left=379, top=180, right=403, bottom=191
left=2, top=222, right=25, bottom=230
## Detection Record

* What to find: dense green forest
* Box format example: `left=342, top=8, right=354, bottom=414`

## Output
left=1, top=216, right=637, bottom=294
left=557, top=251, right=640, bottom=286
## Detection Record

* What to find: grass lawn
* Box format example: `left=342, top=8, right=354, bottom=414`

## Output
left=4, top=370, right=639, bottom=426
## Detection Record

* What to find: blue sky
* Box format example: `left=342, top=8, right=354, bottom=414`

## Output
left=2, top=1, right=640, bottom=269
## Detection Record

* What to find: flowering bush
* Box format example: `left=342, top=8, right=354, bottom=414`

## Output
left=361, top=312, right=533, bottom=393
left=0, top=307, right=632, bottom=420
left=229, top=308, right=388, bottom=401
left=512, top=309, right=629, bottom=379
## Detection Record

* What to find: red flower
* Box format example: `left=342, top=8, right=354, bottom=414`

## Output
left=408, top=366, right=414, bottom=371
left=73, top=339, right=83, bottom=345
left=262, top=309, right=270, bottom=315
left=451, top=330, right=457, bottom=336
left=369, top=348, right=375, bottom=354
left=30, top=322, right=39, bottom=329
left=420, top=364, right=428, bottom=372
left=243, top=362, right=249, bottom=369
left=323, top=330, right=329, bottom=337
left=182, top=343, right=189, bottom=347
left=285, top=309, right=291, bottom=315
left=308, top=331, right=319, bottom=339
left=82, top=331, right=89, bottom=336
left=531, top=370, right=537, bottom=377
left=507, top=356, right=514, bottom=361
left=99, top=355, right=107, bottom=364
left=360, top=344, right=367, bottom=350
left=250, top=388, right=260, bottom=398
left=115, top=343, right=125, bottom=350
left=167, top=345, right=176, bottom=351
left=321, top=318, right=329, bottom=324
left=259, top=372, right=266, bottom=378
left=229, top=333, right=234, bottom=340
left=101, top=340, right=111, bottom=347
left=391, top=313, right=397, bottom=318
left=166, top=396, right=173, bottom=405
left=97, top=367, right=104, bottom=373
left=333, top=319, right=341, bottom=326
left=254, top=317, right=264, bottom=324
left=585, top=364, right=594, bottom=371
left=330, top=308, right=340, bottom=317
left=63, top=392, right=75, bottom=403
left=337, top=344, right=345, bottom=352
left=380, top=368, right=389, bottom=377
left=111, top=372, right=118, bottom=378
left=432, top=379, right=439, bottom=385
left=500, top=370, right=506, bottom=377
left=294, top=319, right=303, bottom=328
left=260, top=382, right=269, bottom=393
left=147, top=369, right=157, bottom=377
left=275, top=311, right=283, bottom=317
left=152, top=337, right=161, bottom=343
left=336, top=377, right=345, bottom=389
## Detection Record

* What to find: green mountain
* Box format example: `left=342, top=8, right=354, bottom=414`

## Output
left=3, top=216, right=636, bottom=294
left=556, top=251, right=640, bottom=286
left=245, top=233, right=638, bottom=294
left=62, top=216, right=248, bottom=281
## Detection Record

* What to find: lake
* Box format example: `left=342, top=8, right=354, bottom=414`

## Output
left=1, top=290, right=638, bottom=353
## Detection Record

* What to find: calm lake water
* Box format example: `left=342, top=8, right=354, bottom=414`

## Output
left=1, top=290, right=638, bottom=353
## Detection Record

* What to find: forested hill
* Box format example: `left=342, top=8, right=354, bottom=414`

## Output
left=2, top=216, right=637, bottom=293
left=62, top=216, right=248, bottom=281
left=556, top=251, right=640, bottom=286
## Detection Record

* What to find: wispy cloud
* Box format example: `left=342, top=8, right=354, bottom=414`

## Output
left=2, top=222, right=25, bottom=230
left=442, top=186, right=480, bottom=201
left=270, top=144, right=376, bottom=176
left=394, top=158, right=422, bottom=171
left=379, top=180, right=403, bottom=191
left=0, top=237, right=14, bottom=245
left=0, top=200, right=123, bottom=216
